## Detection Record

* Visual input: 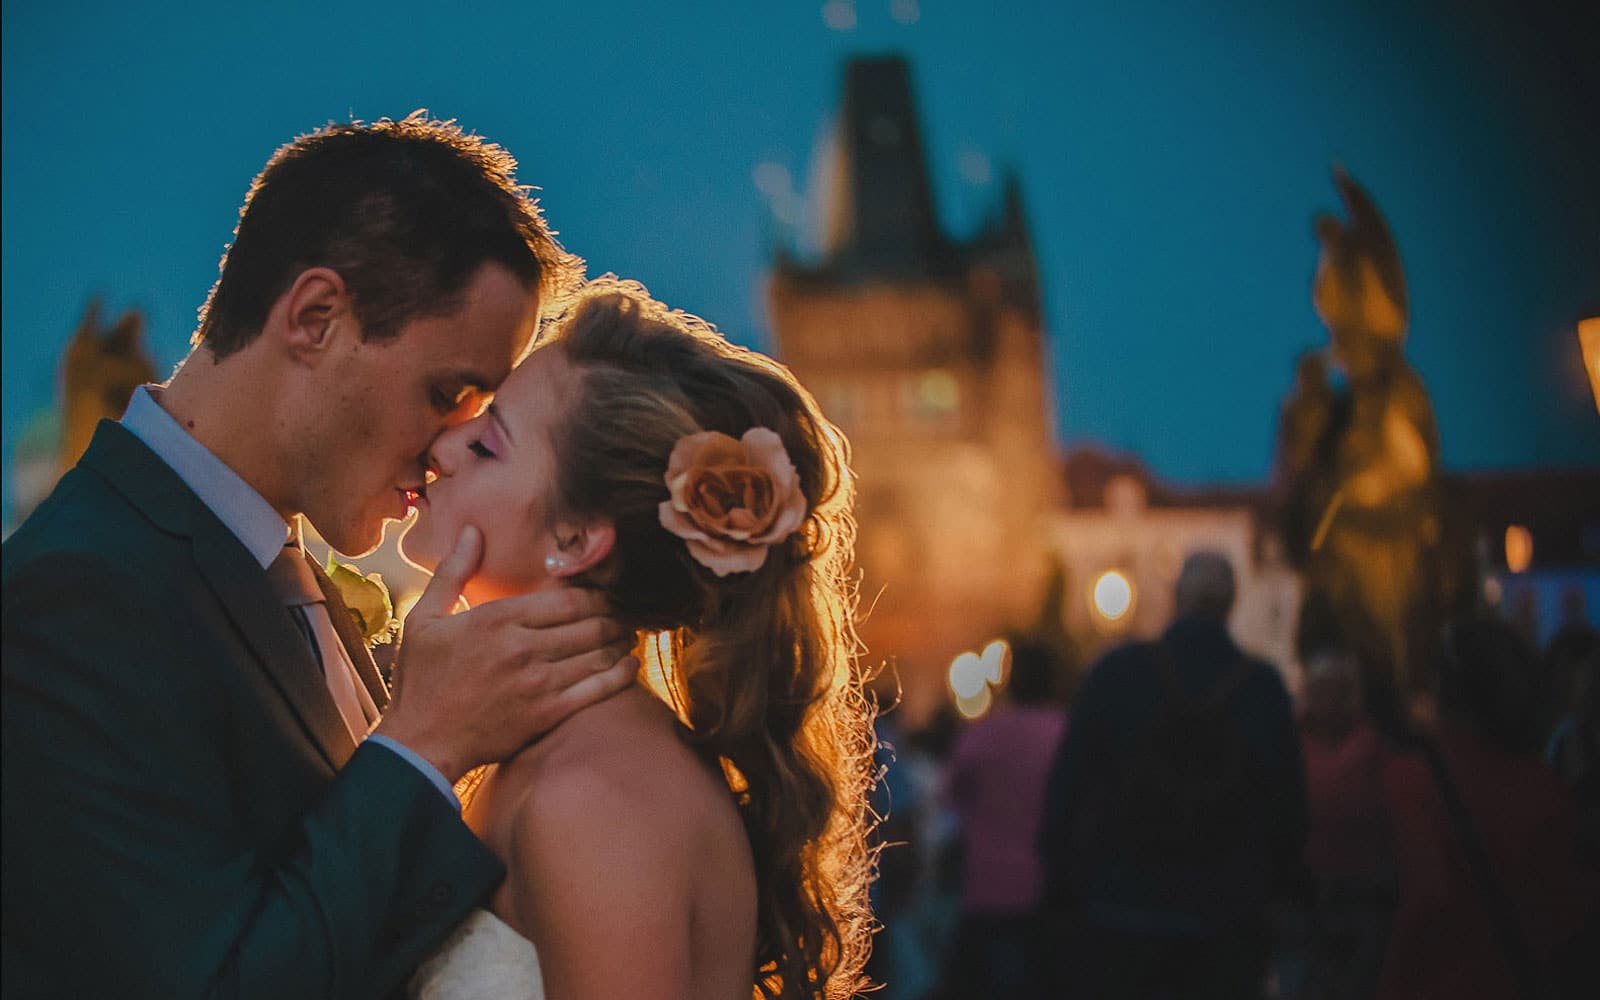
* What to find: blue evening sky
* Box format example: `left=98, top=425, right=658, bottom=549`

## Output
left=4, top=1, right=1597, bottom=525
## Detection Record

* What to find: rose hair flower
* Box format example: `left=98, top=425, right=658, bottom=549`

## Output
left=657, top=427, right=808, bottom=577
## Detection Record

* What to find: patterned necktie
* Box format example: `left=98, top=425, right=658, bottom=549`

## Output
left=265, top=543, right=379, bottom=742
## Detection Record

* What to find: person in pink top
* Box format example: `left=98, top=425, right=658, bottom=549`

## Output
left=940, top=639, right=1069, bottom=998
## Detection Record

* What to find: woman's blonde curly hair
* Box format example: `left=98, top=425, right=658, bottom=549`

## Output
left=539, top=278, right=878, bottom=998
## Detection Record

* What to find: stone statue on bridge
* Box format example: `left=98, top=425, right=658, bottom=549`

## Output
left=62, top=299, right=157, bottom=469
left=1277, top=168, right=1472, bottom=717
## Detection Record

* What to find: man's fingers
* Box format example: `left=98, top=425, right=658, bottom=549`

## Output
left=529, top=638, right=638, bottom=692
left=530, top=655, right=640, bottom=730
left=516, top=617, right=630, bottom=662
left=410, top=525, right=483, bottom=622
left=475, top=586, right=611, bottom=630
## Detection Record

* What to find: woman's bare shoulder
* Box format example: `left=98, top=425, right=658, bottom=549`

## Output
left=477, top=686, right=757, bottom=998
left=482, top=688, right=720, bottom=997
left=497, top=684, right=735, bottom=847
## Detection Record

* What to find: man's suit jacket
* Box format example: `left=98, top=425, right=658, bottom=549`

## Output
left=2, top=421, right=502, bottom=998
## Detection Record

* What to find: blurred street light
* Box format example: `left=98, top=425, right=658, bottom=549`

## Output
left=954, top=684, right=993, bottom=720
left=1505, top=524, right=1534, bottom=574
left=949, top=638, right=1011, bottom=719
left=949, top=650, right=987, bottom=699
left=1579, top=317, right=1600, bottom=415
left=979, top=639, right=1009, bottom=685
left=1092, top=569, right=1134, bottom=622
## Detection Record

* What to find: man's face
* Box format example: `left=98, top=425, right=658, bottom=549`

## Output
left=297, top=262, right=541, bottom=556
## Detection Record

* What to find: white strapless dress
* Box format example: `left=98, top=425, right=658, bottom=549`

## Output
left=409, top=908, right=546, bottom=1000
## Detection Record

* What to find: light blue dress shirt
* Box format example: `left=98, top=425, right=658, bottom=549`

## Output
left=121, top=385, right=458, bottom=805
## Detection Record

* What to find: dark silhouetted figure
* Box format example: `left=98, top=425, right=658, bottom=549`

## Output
left=1376, top=616, right=1597, bottom=1000
left=1292, top=648, right=1396, bottom=999
left=1544, top=624, right=1600, bottom=862
left=1038, top=551, right=1306, bottom=999
left=940, top=640, right=1069, bottom=998
left=869, top=706, right=963, bottom=1000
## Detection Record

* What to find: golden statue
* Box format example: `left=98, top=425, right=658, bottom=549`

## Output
left=61, top=300, right=157, bottom=468
left=1279, top=168, right=1469, bottom=714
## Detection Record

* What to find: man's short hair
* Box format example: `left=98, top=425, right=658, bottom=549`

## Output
left=1174, top=550, right=1236, bottom=621
left=195, top=113, right=582, bottom=358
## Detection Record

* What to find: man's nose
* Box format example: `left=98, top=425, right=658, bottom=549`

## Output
left=429, top=413, right=471, bottom=464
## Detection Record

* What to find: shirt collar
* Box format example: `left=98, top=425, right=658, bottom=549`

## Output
left=120, top=385, right=290, bottom=569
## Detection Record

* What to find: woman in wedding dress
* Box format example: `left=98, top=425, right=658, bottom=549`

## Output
left=399, top=280, right=876, bottom=999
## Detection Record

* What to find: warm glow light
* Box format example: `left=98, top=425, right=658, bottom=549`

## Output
left=949, top=639, right=1010, bottom=717
left=1580, top=317, right=1600, bottom=416
left=980, top=639, right=1010, bottom=686
left=917, top=370, right=960, bottom=412
left=1505, top=525, right=1534, bottom=574
left=955, top=685, right=993, bottom=720
left=395, top=591, right=423, bottom=624
left=1092, top=570, right=1134, bottom=621
left=948, top=651, right=987, bottom=699
left=637, top=631, right=688, bottom=723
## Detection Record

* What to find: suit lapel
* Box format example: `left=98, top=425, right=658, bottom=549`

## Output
left=79, top=421, right=357, bottom=770
left=308, top=556, right=391, bottom=712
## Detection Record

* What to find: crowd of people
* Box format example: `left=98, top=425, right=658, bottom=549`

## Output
left=869, top=552, right=1598, bottom=999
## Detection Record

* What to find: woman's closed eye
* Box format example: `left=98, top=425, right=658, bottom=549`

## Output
left=468, top=439, right=495, bottom=459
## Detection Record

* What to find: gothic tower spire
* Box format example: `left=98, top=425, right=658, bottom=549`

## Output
left=819, top=55, right=952, bottom=279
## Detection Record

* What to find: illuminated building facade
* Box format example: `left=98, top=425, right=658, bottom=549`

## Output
left=768, top=57, right=1313, bottom=711
left=769, top=56, right=1059, bottom=716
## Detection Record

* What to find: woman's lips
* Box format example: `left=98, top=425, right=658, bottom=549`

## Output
left=399, top=487, right=427, bottom=514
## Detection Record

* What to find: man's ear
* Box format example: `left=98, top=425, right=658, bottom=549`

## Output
left=278, top=268, right=351, bottom=363
left=549, top=517, right=617, bottom=578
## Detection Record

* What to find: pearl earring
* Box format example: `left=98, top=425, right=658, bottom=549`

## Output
left=544, top=554, right=566, bottom=574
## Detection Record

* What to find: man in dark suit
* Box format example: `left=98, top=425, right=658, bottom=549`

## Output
left=1038, top=551, right=1307, bottom=1000
left=2, top=116, right=636, bottom=998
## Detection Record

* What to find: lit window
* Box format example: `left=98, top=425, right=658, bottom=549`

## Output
left=901, top=369, right=960, bottom=427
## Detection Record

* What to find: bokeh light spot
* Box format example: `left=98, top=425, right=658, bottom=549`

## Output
left=980, top=639, right=1009, bottom=685
left=1504, top=524, right=1533, bottom=574
left=948, top=650, right=986, bottom=699
left=822, top=1, right=856, bottom=32
left=955, top=684, right=992, bottom=720
left=1092, top=570, right=1134, bottom=621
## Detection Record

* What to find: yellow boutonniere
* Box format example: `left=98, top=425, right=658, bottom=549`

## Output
left=323, top=555, right=401, bottom=647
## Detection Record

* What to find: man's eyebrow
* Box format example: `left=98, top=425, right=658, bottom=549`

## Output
left=455, top=368, right=503, bottom=391
left=488, top=402, right=514, bottom=445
